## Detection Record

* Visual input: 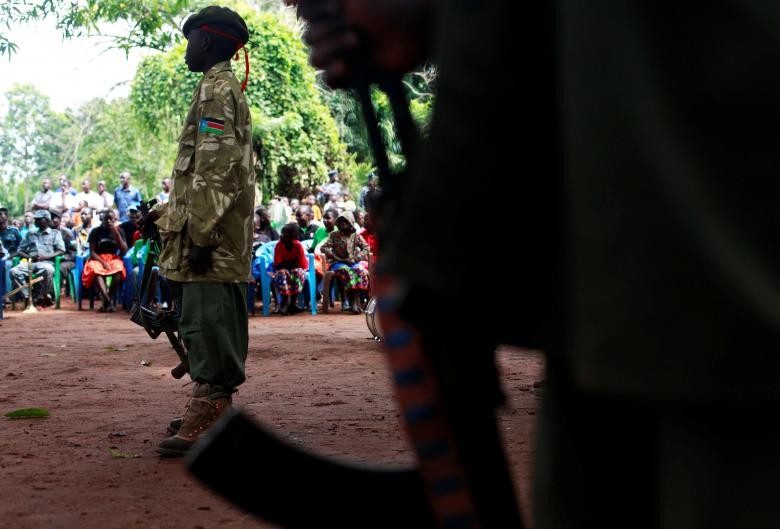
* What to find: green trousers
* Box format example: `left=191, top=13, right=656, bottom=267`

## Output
left=179, top=282, right=248, bottom=392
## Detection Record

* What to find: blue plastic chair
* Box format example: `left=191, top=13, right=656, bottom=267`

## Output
left=72, top=252, right=87, bottom=308
left=0, top=259, right=5, bottom=320
left=251, top=241, right=317, bottom=317
left=74, top=250, right=127, bottom=310
left=122, top=244, right=149, bottom=310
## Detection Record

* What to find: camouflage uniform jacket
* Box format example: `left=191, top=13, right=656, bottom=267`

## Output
left=155, top=61, right=254, bottom=283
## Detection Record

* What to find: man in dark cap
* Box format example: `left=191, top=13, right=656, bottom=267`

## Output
left=149, top=5, right=255, bottom=457
left=50, top=211, right=76, bottom=294
left=318, top=168, right=343, bottom=205
left=358, top=172, right=378, bottom=210
left=0, top=206, right=22, bottom=258
left=11, top=209, right=65, bottom=307
left=119, top=203, right=141, bottom=245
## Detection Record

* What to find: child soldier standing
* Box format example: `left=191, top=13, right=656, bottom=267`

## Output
left=148, top=5, right=254, bottom=457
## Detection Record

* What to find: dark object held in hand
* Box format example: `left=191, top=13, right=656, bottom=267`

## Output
left=188, top=245, right=215, bottom=275
left=138, top=199, right=160, bottom=244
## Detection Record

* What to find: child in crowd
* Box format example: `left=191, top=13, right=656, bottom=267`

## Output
left=254, top=207, right=279, bottom=249
left=273, top=223, right=309, bottom=315
left=337, top=191, right=356, bottom=212
left=359, top=211, right=378, bottom=256
left=306, top=194, right=322, bottom=222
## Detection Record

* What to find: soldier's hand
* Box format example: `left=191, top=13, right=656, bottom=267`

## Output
left=188, top=245, right=215, bottom=275
left=143, top=210, right=160, bottom=225
left=139, top=210, right=160, bottom=233
left=288, top=0, right=434, bottom=87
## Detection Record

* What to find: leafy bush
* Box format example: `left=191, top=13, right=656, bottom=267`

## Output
left=131, top=5, right=351, bottom=199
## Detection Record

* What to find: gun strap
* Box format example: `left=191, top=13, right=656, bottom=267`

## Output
left=374, top=276, right=483, bottom=529
left=382, top=77, right=418, bottom=161
left=355, top=76, right=417, bottom=192
left=356, top=82, right=392, bottom=184
left=375, top=276, right=525, bottom=529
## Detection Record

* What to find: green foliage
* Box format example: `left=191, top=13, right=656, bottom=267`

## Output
left=0, top=1, right=301, bottom=60
left=107, top=447, right=141, bottom=458
left=72, top=98, right=177, bottom=198
left=131, top=4, right=351, bottom=199
left=0, top=84, right=67, bottom=183
left=130, top=44, right=198, bottom=141
left=0, top=0, right=435, bottom=209
left=0, top=84, right=69, bottom=217
left=55, top=0, right=192, bottom=53
left=0, top=84, right=176, bottom=217
left=318, top=65, right=436, bottom=186
left=5, top=407, right=50, bottom=419
left=1, top=1, right=53, bottom=59
left=0, top=0, right=194, bottom=59
left=0, top=178, right=28, bottom=218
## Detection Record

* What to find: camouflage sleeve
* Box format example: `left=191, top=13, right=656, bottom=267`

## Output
left=189, top=79, right=243, bottom=247
left=151, top=201, right=168, bottom=215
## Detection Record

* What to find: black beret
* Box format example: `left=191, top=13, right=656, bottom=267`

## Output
left=182, top=6, right=249, bottom=45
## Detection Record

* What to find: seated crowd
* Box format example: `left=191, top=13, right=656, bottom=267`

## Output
left=1, top=170, right=379, bottom=316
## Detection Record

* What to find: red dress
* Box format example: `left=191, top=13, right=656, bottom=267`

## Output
left=359, top=229, right=378, bottom=257
left=273, top=240, right=308, bottom=296
left=273, top=240, right=308, bottom=270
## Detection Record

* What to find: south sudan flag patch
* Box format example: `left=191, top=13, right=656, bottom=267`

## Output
left=199, top=117, right=225, bottom=135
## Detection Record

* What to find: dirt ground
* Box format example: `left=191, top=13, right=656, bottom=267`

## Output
left=0, top=299, right=544, bottom=529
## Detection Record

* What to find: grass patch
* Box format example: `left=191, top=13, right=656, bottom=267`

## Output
left=5, top=407, right=50, bottom=419
left=108, top=447, right=141, bottom=459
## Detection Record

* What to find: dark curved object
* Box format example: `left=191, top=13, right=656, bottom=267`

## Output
left=187, top=408, right=436, bottom=529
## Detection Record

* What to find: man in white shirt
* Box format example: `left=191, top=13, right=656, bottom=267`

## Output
left=75, top=179, right=104, bottom=212
left=156, top=178, right=171, bottom=204
left=31, top=179, right=53, bottom=211
left=49, top=179, right=78, bottom=215
left=96, top=180, right=115, bottom=213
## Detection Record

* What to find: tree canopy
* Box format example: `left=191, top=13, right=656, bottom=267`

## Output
left=131, top=4, right=352, bottom=199
left=0, top=83, right=179, bottom=216
left=1, top=0, right=190, bottom=59
left=0, top=0, right=435, bottom=217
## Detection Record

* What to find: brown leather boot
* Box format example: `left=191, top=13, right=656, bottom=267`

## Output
left=166, top=394, right=234, bottom=435
left=166, top=417, right=182, bottom=436
left=157, top=383, right=231, bottom=457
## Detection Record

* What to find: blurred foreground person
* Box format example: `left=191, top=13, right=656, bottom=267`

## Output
left=295, top=1, right=780, bottom=528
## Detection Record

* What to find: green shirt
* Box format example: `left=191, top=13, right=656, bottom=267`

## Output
left=310, top=226, right=336, bottom=252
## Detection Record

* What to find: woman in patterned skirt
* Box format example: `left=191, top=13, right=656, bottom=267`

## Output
left=273, top=223, right=309, bottom=315
left=320, top=211, right=369, bottom=314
